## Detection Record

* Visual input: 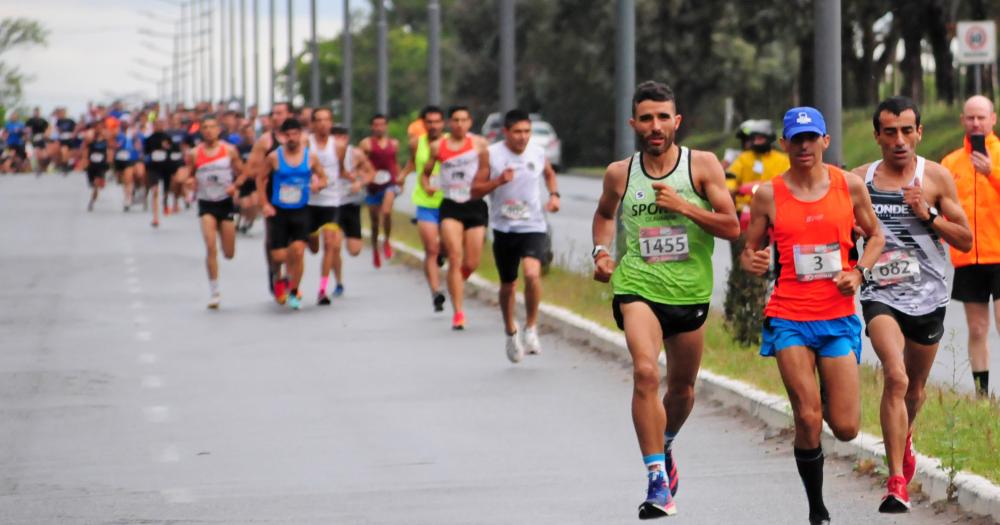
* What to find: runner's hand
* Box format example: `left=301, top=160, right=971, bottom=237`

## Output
left=225, top=184, right=237, bottom=197
left=545, top=194, right=560, bottom=213
left=971, top=151, right=992, bottom=176
left=833, top=269, right=862, bottom=296
left=902, top=177, right=929, bottom=221
left=652, top=182, right=689, bottom=214
left=593, top=253, right=615, bottom=282
left=262, top=203, right=276, bottom=218
left=744, top=246, right=771, bottom=276
left=498, top=168, right=515, bottom=185
left=350, top=179, right=362, bottom=194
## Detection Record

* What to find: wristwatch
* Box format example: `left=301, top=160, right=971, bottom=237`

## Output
left=856, top=265, right=873, bottom=284
left=592, top=245, right=610, bottom=259
left=923, top=206, right=939, bottom=227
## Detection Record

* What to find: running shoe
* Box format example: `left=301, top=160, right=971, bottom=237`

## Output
left=436, top=253, right=446, bottom=267
left=452, top=311, right=465, bottom=331
left=506, top=332, right=524, bottom=363
left=879, top=475, right=910, bottom=513
left=274, top=278, right=288, bottom=305
left=461, top=266, right=472, bottom=280
left=433, top=292, right=446, bottom=312
left=902, top=432, right=916, bottom=483
left=163, top=206, right=171, bottom=216
left=523, top=326, right=542, bottom=355
left=664, top=449, right=679, bottom=497
left=373, top=250, right=382, bottom=269
left=87, top=201, right=94, bottom=212
left=287, top=292, right=302, bottom=310
left=638, top=469, right=676, bottom=519
left=207, top=293, right=221, bottom=310
left=384, top=240, right=393, bottom=259
left=317, top=292, right=331, bottom=306
left=809, top=517, right=831, bottom=525
left=334, top=283, right=345, bottom=297
left=151, top=219, right=159, bottom=228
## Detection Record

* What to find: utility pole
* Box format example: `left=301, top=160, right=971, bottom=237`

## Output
left=310, top=0, right=319, bottom=107
left=253, top=0, right=260, bottom=109
left=375, top=0, right=388, bottom=115
left=269, top=0, right=275, bottom=106
left=220, top=0, right=227, bottom=101
left=427, top=0, right=440, bottom=105
left=498, top=0, right=515, bottom=114
left=287, top=0, right=295, bottom=102
left=229, top=0, right=236, bottom=100
left=813, top=0, right=842, bottom=166
left=240, top=0, right=247, bottom=108
left=342, top=0, right=352, bottom=131
left=613, top=0, right=634, bottom=259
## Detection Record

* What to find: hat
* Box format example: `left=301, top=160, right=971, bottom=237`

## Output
left=782, top=107, right=826, bottom=138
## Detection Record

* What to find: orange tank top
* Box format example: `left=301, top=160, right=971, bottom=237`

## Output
left=764, top=165, right=857, bottom=321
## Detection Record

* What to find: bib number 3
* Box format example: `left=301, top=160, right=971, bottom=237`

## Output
left=639, top=226, right=689, bottom=262
left=793, top=243, right=842, bottom=282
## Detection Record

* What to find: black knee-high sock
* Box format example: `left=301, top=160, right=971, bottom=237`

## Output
left=973, top=370, right=989, bottom=397
left=794, top=447, right=829, bottom=520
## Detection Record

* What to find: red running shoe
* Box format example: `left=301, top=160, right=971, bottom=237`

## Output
left=878, top=475, right=910, bottom=513
left=274, top=278, right=288, bottom=305
left=451, top=311, right=465, bottom=330
left=903, top=431, right=916, bottom=484
left=384, top=240, right=393, bottom=259
left=373, top=250, right=382, bottom=269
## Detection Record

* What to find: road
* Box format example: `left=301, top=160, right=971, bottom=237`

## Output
left=397, top=171, right=998, bottom=397
left=0, top=173, right=980, bottom=524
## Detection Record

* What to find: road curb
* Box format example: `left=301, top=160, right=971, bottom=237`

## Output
left=386, top=238, right=1000, bottom=521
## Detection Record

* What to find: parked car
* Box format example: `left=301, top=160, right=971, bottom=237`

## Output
left=481, top=112, right=562, bottom=171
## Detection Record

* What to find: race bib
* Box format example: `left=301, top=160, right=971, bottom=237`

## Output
left=278, top=183, right=303, bottom=204
left=59, top=132, right=72, bottom=140
left=500, top=199, right=531, bottom=221
left=445, top=182, right=471, bottom=203
left=151, top=150, right=168, bottom=162
left=639, top=226, right=689, bottom=262
left=872, top=249, right=921, bottom=286
left=752, top=160, right=764, bottom=174
left=793, top=242, right=842, bottom=281
left=115, top=150, right=131, bottom=161
left=89, top=152, right=105, bottom=163
left=33, top=134, right=44, bottom=142
left=373, top=169, right=392, bottom=185
left=169, top=152, right=183, bottom=162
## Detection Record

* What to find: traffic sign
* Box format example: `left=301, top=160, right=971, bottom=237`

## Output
left=956, top=21, right=996, bottom=65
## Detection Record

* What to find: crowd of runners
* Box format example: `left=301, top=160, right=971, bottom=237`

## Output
left=5, top=81, right=1000, bottom=523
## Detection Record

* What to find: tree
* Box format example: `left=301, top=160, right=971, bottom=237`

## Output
left=0, top=18, right=48, bottom=111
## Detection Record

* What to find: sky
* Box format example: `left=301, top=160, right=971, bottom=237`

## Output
left=2, top=0, right=361, bottom=117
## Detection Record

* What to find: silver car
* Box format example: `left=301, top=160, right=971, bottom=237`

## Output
left=481, top=112, right=562, bottom=171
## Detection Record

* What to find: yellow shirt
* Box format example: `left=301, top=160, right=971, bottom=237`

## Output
left=726, top=149, right=790, bottom=208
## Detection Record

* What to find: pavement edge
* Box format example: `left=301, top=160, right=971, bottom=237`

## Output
left=386, top=238, right=1000, bottom=521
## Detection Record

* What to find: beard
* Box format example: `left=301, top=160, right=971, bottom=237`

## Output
left=638, top=131, right=672, bottom=156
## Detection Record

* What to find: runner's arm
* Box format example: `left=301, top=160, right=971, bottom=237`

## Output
left=470, top=138, right=495, bottom=199
left=311, top=150, right=328, bottom=189
left=230, top=145, right=248, bottom=188
left=398, top=136, right=419, bottom=185
left=847, top=172, right=885, bottom=272
left=543, top=160, right=560, bottom=212
left=352, top=147, right=374, bottom=185
left=420, top=141, right=440, bottom=194
left=655, top=151, right=739, bottom=240
left=257, top=152, right=276, bottom=208
left=739, top=182, right=773, bottom=276
left=591, top=161, right=627, bottom=282
left=927, top=164, right=972, bottom=252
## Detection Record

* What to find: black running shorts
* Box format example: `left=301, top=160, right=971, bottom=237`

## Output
left=198, top=198, right=236, bottom=222
left=861, top=301, right=947, bottom=345
left=267, top=207, right=310, bottom=249
left=335, top=203, right=362, bottom=239
left=952, top=264, right=1000, bottom=303
left=492, top=230, right=548, bottom=283
left=440, top=198, right=488, bottom=229
left=307, top=205, right=339, bottom=234
left=612, top=295, right=710, bottom=338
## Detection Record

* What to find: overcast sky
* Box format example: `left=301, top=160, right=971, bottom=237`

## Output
left=3, top=0, right=358, bottom=117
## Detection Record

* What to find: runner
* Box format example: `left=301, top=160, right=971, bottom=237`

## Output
left=358, top=114, right=401, bottom=268
left=423, top=106, right=491, bottom=330
left=25, top=107, right=50, bottom=175
left=324, top=124, right=372, bottom=294
left=400, top=105, right=447, bottom=312
left=306, top=109, right=372, bottom=304
left=54, top=108, right=78, bottom=174
left=235, top=123, right=259, bottom=233
left=3, top=111, right=28, bottom=173
left=166, top=114, right=189, bottom=215
left=850, top=96, right=972, bottom=513
left=81, top=121, right=112, bottom=211
left=144, top=119, right=174, bottom=227
left=482, top=109, right=560, bottom=362
left=258, top=118, right=327, bottom=310
left=179, top=115, right=248, bottom=309
left=112, top=120, right=138, bottom=212
left=591, top=81, right=739, bottom=519
left=741, top=106, right=885, bottom=525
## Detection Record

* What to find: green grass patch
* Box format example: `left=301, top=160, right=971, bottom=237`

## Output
left=386, top=211, right=1000, bottom=486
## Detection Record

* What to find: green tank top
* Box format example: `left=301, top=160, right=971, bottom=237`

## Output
left=411, top=133, right=443, bottom=208
left=611, top=147, right=715, bottom=304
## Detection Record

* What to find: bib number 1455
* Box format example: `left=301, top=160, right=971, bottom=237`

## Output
left=639, top=226, right=689, bottom=262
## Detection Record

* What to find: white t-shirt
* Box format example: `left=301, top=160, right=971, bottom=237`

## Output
left=307, top=135, right=361, bottom=207
left=488, top=142, right=548, bottom=233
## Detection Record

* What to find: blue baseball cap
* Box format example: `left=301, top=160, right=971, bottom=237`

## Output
left=782, top=107, right=827, bottom=138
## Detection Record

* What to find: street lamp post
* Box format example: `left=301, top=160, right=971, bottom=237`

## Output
left=287, top=0, right=295, bottom=102
left=270, top=0, right=276, bottom=107
left=253, top=0, right=260, bottom=110
left=241, top=0, right=247, bottom=108
left=376, top=0, right=388, bottom=115
left=342, top=0, right=352, bottom=131
left=498, top=0, right=515, bottom=114
left=229, top=0, right=236, bottom=100
left=219, top=0, right=227, bottom=101
left=428, top=0, right=440, bottom=105
left=310, top=0, right=319, bottom=108
left=814, top=0, right=842, bottom=166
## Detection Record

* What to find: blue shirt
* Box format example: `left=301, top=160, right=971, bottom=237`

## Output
left=271, top=146, right=312, bottom=209
left=5, top=121, right=25, bottom=146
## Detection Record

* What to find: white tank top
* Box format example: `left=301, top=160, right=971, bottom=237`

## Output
left=194, top=144, right=234, bottom=202
left=308, top=135, right=359, bottom=207
left=488, top=142, right=548, bottom=233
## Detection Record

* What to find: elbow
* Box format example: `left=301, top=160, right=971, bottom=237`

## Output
left=722, top=216, right=741, bottom=242
left=957, top=233, right=974, bottom=253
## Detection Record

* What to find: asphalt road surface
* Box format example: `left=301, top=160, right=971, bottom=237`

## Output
left=398, top=170, right=999, bottom=397
left=0, top=173, right=983, bottom=524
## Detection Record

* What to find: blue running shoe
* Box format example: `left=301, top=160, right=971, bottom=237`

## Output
left=334, top=284, right=345, bottom=297
left=638, top=470, right=677, bottom=520
left=287, top=293, right=302, bottom=310
left=664, top=450, right=679, bottom=496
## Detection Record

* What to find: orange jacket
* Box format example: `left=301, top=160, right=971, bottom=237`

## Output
left=942, top=132, right=1000, bottom=267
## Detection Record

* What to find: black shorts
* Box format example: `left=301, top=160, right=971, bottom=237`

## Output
left=266, top=207, right=310, bottom=249
left=440, top=198, right=488, bottom=229
left=86, top=167, right=107, bottom=186
left=492, top=230, right=548, bottom=283
left=307, top=205, right=339, bottom=234
left=32, top=139, right=47, bottom=150
left=198, top=198, right=236, bottom=222
left=145, top=166, right=172, bottom=187
left=862, top=301, right=947, bottom=345
left=59, top=139, right=74, bottom=148
left=612, top=295, right=710, bottom=338
left=114, top=160, right=135, bottom=172
left=239, top=178, right=257, bottom=197
left=335, top=203, right=362, bottom=239
left=952, top=264, right=1000, bottom=303
left=9, top=144, right=26, bottom=161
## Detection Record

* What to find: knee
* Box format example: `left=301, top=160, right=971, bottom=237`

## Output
left=523, top=269, right=541, bottom=286
left=968, top=319, right=990, bottom=340
left=667, top=378, right=696, bottom=405
left=883, top=367, right=909, bottom=399
left=793, top=405, right=824, bottom=437
left=904, top=383, right=926, bottom=408
left=830, top=420, right=860, bottom=442
left=633, top=362, right=660, bottom=396
left=206, top=245, right=218, bottom=259
left=500, top=282, right=516, bottom=294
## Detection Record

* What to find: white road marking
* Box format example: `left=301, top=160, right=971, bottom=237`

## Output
left=131, top=300, right=144, bottom=309
left=126, top=266, right=138, bottom=274
left=128, top=286, right=143, bottom=294
left=138, top=353, right=158, bottom=364
left=136, top=331, right=152, bottom=342
left=154, top=444, right=180, bottom=463
left=141, top=375, right=163, bottom=389
left=161, top=488, right=196, bottom=503
left=126, top=276, right=139, bottom=285
left=143, top=405, right=170, bottom=423
left=124, top=257, right=135, bottom=265
left=133, top=315, right=149, bottom=325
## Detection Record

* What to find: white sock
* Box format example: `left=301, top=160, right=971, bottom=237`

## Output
left=209, top=279, right=219, bottom=295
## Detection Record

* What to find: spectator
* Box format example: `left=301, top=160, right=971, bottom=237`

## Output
left=725, top=119, right=789, bottom=232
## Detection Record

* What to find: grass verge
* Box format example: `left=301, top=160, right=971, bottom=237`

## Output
left=384, top=211, right=1000, bottom=486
